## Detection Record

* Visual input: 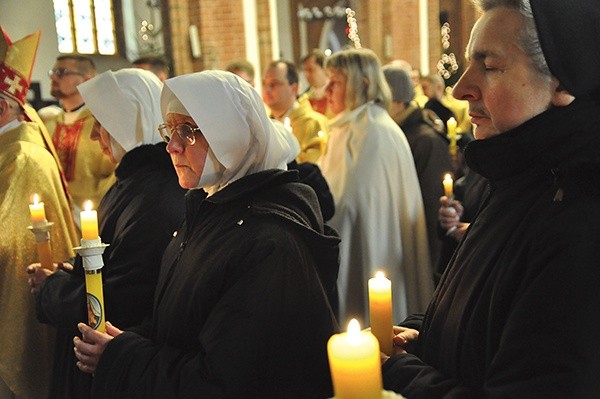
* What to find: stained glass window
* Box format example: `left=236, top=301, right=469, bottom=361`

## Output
left=53, top=0, right=117, bottom=55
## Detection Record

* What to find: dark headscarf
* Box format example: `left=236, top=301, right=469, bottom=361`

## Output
left=530, top=0, right=600, bottom=100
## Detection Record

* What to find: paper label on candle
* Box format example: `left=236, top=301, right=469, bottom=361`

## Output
left=85, top=272, right=105, bottom=332
left=87, top=293, right=103, bottom=329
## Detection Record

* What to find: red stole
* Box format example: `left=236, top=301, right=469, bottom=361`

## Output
left=309, top=97, right=328, bottom=115
left=52, top=119, right=85, bottom=182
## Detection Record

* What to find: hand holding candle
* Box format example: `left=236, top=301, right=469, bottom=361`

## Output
left=443, top=173, right=454, bottom=199
left=327, top=319, right=383, bottom=399
left=368, top=271, right=393, bottom=355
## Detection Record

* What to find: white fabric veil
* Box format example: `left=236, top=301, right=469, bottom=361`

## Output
left=78, top=68, right=163, bottom=152
left=161, top=70, right=295, bottom=191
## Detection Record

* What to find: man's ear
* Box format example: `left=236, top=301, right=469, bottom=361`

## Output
left=291, top=82, right=299, bottom=96
left=551, top=79, right=575, bottom=107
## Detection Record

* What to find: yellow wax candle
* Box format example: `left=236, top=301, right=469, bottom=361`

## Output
left=327, top=319, right=383, bottom=399
left=369, top=271, right=393, bottom=355
left=37, top=240, right=53, bottom=270
left=85, top=270, right=106, bottom=332
left=29, top=193, right=46, bottom=224
left=317, top=130, right=327, bottom=156
left=80, top=200, right=98, bottom=241
left=447, top=117, right=458, bottom=156
left=446, top=117, right=457, bottom=138
left=443, top=174, right=454, bottom=198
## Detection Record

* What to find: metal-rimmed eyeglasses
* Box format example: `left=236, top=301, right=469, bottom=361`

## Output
left=157, top=123, right=202, bottom=145
left=48, top=68, right=85, bottom=78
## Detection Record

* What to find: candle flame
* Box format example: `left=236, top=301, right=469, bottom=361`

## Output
left=444, top=173, right=452, bottom=181
left=317, top=130, right=325, bottom=138
left=375, top=271, right=385, bottom=279
left=84, top=200, right=93, bottom=212
left=347, top=318, right=361, bottom=335
left=32, top=193, right=40, bottom=205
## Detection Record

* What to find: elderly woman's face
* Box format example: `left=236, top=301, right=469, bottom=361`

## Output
left=452, top=8, right=556, bottom=139
left=325, top=68, right=347, bottom=115
left=90, top=122, right=124, bottom=164
left=164, top=112, right=210, bottom=189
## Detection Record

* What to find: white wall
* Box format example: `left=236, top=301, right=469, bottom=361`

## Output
left=0, top=0, right=132, bottom=102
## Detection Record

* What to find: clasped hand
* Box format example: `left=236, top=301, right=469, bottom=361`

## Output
left=26, top=262, right=73, bottom=294
left=380, top=326, right=419, bottom=364
left=73, top=321, right=123, bottom=374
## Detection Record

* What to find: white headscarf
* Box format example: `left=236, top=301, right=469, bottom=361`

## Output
left=161, top=70, right=295, bottom=192
left=78, top=68, right=163, bottom=152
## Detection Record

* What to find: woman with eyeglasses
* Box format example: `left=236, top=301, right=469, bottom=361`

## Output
left=27, top=68, right=186, bottom=399
left=73, top=70, right=340, bottom=398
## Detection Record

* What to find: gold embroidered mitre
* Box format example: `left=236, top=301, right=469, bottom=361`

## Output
left=0, top=26, right=41, bottom=106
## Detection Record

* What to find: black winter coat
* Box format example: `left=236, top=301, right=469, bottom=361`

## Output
left=383, top=99, right=600, bottom=398
left=36, top=143, right=186, bottom=399
left=400, top=106, right=453, bottom=268
left=91, top=169, right=341, bottom=398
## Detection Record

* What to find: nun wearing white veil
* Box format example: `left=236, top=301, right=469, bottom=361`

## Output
left=32, top=68, right=187, bottom=399
left=74, top=70, right=341, bottom=398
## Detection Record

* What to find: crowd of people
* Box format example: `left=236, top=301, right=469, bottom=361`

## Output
left=1, top=0, right=599, bottom=396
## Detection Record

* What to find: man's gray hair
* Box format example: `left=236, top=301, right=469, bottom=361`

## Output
left=473, top=0, right=551, bottom=80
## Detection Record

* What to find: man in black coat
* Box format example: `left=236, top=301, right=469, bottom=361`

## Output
left=382, top=0, right=600, bottom=397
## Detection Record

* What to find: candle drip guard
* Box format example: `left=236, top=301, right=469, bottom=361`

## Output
left=28, top=220, right=54, bottom=242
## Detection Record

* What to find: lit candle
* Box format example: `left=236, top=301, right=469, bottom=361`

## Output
left=317, top=130, right=327, bottom=156
left=369, top=271, right=393, bottom=355
left=28, top=194, right=53, bottom=269
left=447, top=117, right=458, bottom=157
left=29, top=193, right=46, bottom=224
left=443, top=174, right=454, bottom=198
left=446, top=117, right=457, bottom=138
left=80, top=200, right=98, bottom=241
left=327, top=319, right=383, bottom=399
left=284, top=117, right=292, bottom=132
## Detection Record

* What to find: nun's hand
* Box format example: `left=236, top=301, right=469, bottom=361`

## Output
left=391, top=326, right=419, bottom=356
left=73, top=321, right=123, bottom=373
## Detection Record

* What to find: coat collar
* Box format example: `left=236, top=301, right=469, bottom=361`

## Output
left=464, top=99, right=600, bottom=182
left=185, top=169, right=298, bottom=207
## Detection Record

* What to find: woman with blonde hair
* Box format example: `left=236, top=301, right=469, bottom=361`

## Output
left=320, top=48, right=433, bottom=328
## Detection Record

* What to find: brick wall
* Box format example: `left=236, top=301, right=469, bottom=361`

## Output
left=165, top=0, right=472, bottom=77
